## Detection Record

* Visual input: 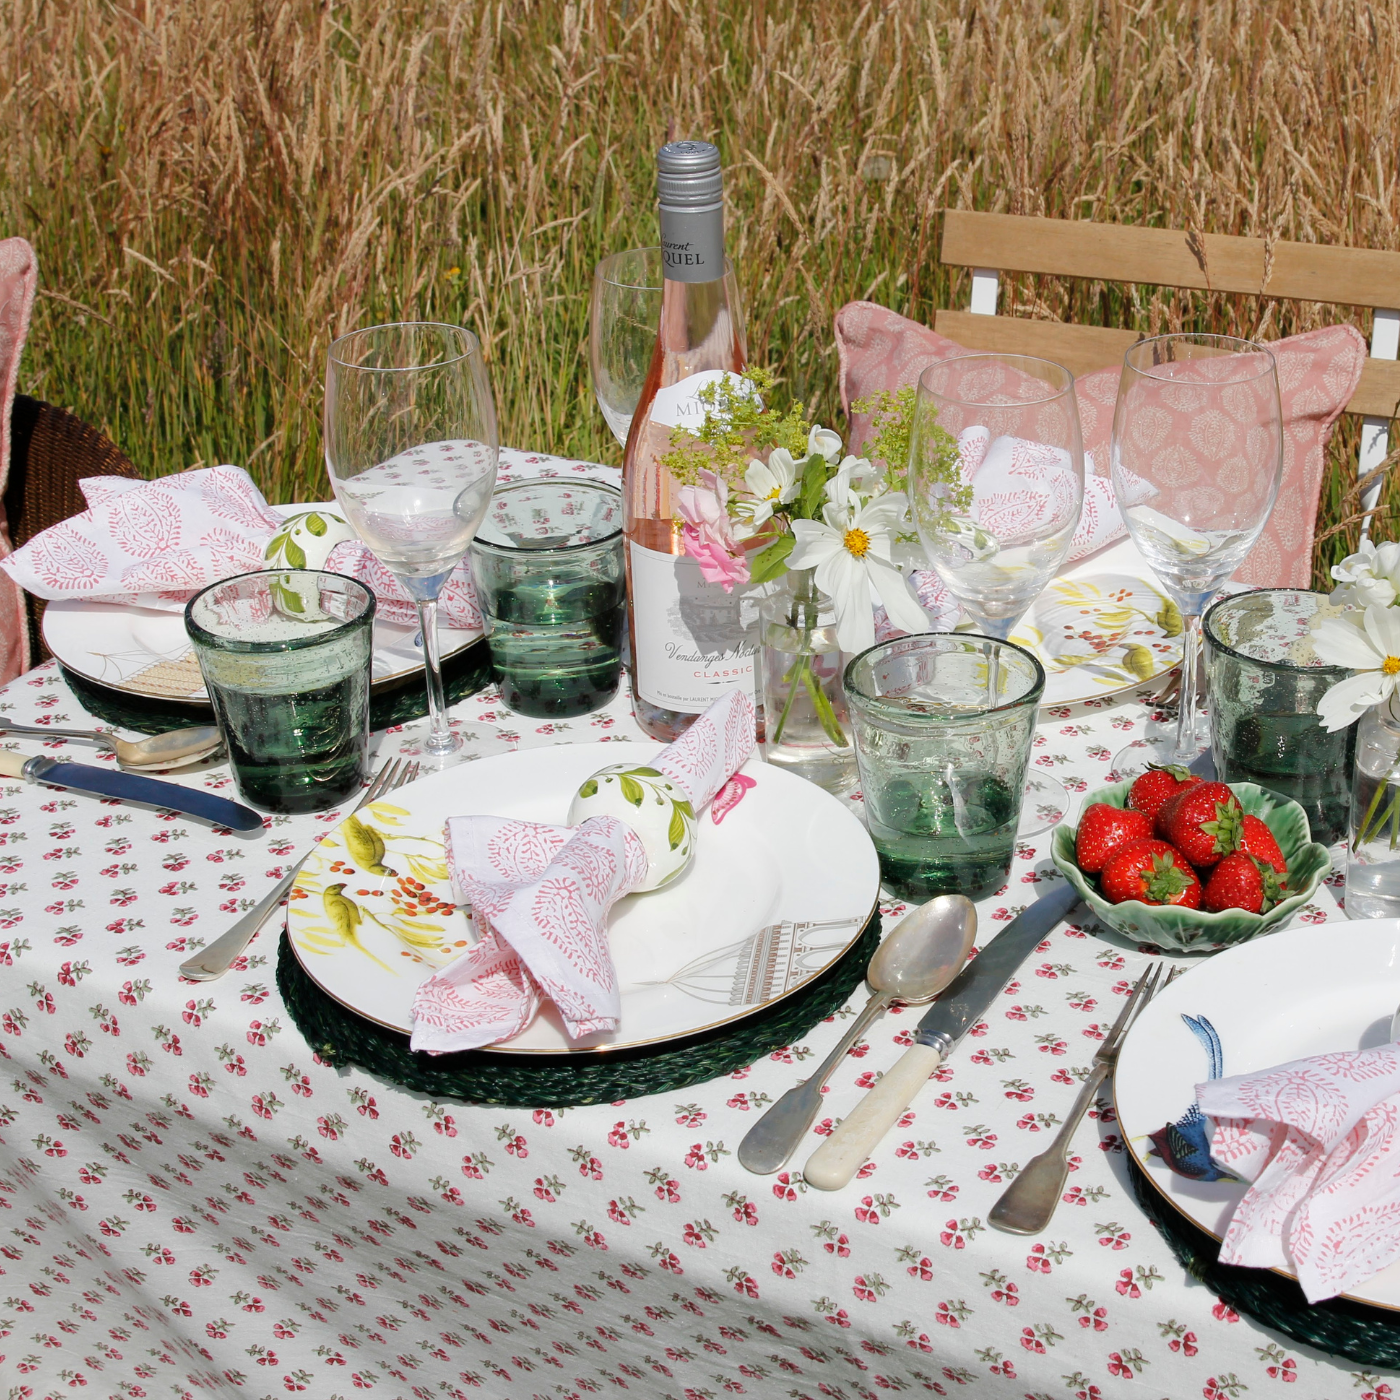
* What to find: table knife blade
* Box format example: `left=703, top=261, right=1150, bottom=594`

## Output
left=0, top=752, right=263, bottom=834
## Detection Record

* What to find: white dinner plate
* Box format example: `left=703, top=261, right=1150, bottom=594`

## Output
left=42, top=503, right=480, bottom=703
left=287, top=742, right=881, bottom=1054
left=1116, top=918, right=1400, bottom=1309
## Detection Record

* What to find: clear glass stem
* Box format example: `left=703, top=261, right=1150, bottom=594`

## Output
left=1170, top=612, right=1203, bottom=763
left=416, top=596, right=460, bottom=757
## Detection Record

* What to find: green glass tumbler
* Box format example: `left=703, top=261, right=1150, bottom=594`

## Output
left=844, top=634, right=1045, bottom=902
left=186, top=569, right=374, bottom=814
left=1203, top=589, right=1356, bottom=847
left=470, top=479, right=625, bottom=719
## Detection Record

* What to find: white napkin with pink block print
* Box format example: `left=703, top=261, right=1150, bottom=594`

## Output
left=1195, top=1045, right=1400, bottom=1302
left=956, top=426, right=1158, bottom=565
left=409, top=691, right=757, bottom=1053
left=0, top=464, right=481, bottom=629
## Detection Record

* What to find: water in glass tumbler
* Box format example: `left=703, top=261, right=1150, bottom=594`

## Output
left=472, top=480, right=626, bottom=718
left=844, top=635, right=1045, bottom=902
left=186, top=571, right=373, bottom=814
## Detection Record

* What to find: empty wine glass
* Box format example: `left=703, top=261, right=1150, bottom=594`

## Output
left=325, top=323, right=499, bottom=760
left=589, top=248, right=664, bottom=447
left=907, top=354, right=1085, bottom=835
left=1110, top=334, right=1283, bottom=773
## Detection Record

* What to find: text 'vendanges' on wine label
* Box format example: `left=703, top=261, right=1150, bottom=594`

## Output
left=628, top=541, right=763, bottom=714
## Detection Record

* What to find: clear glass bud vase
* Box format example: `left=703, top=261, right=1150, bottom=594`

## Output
left=759, top=568, right=856, bottom=794
left=1346, top=695, right=1400, bottom=919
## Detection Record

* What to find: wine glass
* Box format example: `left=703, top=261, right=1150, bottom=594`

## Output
left=1109, top=334, right=1283, bottom=774
left=325, top=323, right=499, bottom=761
left=589, top=247, right=664, bottom=447
left=907, top=354, right=1085, bottom=835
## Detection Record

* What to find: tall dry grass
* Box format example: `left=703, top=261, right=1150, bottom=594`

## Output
left=2, top=0, right=1399, bottom=584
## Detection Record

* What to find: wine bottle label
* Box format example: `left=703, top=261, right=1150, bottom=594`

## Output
left=629, top=540, right=763, bottom=714
left=649, top=370, right=751, bottom=434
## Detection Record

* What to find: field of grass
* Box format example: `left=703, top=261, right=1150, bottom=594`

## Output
left=3, top=0, right=1398, bottom=587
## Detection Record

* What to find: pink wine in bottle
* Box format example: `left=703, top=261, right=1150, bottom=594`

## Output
left=622, top=140, right=763, bottom=742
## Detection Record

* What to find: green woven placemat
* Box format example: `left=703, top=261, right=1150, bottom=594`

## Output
left=60, top=638, right=493, bottom=736
left=1127, top=1155, right=1400, bottom=1366
left=276, top=914, right=880, bottom=1108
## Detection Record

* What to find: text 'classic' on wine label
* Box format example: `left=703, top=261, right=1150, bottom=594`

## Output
left=629, top=540, right=764, bottom=714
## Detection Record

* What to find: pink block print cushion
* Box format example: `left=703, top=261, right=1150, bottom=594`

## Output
left=835, top=300, right=1368, bottom=588
left=0, top=238, right=37, bottom=684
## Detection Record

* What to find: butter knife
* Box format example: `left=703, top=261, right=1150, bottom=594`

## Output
left=0, top=751, right=263, bottom=834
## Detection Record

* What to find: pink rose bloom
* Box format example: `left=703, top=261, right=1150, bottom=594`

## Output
left=676, top=469, right=750, bottom=592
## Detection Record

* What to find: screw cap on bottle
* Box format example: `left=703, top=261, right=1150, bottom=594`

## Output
left=657, top=141, right=723, bottom=211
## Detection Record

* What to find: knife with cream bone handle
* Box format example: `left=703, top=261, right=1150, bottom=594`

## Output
left=803, top=881, right=1081, bottom=1191
left=802, top=746, right=1216, bottom=1192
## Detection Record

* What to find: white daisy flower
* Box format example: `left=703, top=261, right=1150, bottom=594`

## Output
left=1330, top=539, right=1400, bottom=611
left=807, top=425, right=844, bottom=462
left=787, top=492, right=928, bottom=653
left=734, top=449, right=801, bottom=534
left=1313, top=605, right=1400, bottom=731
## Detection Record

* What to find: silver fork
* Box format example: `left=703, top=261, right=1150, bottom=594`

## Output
left=179, top=758, right=421, bottom=981
left=988, top=963, right=1162, bottom=1235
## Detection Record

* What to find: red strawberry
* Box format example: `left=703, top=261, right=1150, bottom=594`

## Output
left=1099, top=839, right=1202, bottom=908
left=1202, top=851, right=1287, bottom=913
left=1236, top=814, right=1287, bottom=875
left=1156, top=781, right=1244, bottom=868
left=1127, top=765, right=1201, bottom=822
left=1075, top=803, right=1154, bottom=875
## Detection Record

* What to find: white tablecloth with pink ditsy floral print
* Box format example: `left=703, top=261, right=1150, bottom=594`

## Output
left=0, top=452, right=1390, bottom=1400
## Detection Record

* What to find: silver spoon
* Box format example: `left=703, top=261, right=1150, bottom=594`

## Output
left=737, top=894, right=977, bottom=1175
left=0, top=716, right=223, bottom=771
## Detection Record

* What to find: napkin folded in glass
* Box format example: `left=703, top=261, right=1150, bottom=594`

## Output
left=1156, top=1030, right=1400, bottom=1302
left=0, top=464, right=480, bottom=629
left=410, top=690, right=756, bottom=1054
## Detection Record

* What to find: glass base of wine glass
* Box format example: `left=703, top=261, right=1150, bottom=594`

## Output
left=395, top=721, right=516, bottom=769
left=1019, top=772, right=1070, bottom=837
left=1110, top=729, right=1209, bottom=783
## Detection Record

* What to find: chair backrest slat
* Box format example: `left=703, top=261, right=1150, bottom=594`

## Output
left=942, top=210, right=1400, bottom=310
left=933, top=306, right=1400, bottom=420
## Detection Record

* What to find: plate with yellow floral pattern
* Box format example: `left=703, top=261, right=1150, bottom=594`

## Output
left=286, top=742, right=880, bottom=1054
left=1011, top=553, right=1185, bottom=706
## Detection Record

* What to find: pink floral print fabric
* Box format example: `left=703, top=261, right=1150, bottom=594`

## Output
left=835, top=300, right=1367, bottom=586
left=0, top=463, right=483, bottom=627
left=412, top=691, right=757, bottom=1052
left=1198, top=1046, right=1400, bottom=1301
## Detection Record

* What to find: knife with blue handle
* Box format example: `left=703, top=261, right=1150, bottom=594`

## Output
left=0, top=751, right=263, bottom=834
left=803, top=745, right=1215, bottom=1190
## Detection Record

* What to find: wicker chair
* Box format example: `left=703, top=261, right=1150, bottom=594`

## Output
left=4, top=394, right=140, bottom=663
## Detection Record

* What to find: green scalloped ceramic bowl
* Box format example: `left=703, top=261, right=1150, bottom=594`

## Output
left=1051, top=781, right=1331, bottom=953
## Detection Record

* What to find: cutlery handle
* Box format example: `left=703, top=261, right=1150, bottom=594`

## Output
left=0, top=752, right=25, bottom=780
left=179, top=863, right=303, bottom=981
left=988, top=1063, right=1108, bottom=1234
left=738, top=991, right=891, bottom=1175
left=803, top=1041, right=944, bottom=1191
left=0, top=719, right=104, bottom=746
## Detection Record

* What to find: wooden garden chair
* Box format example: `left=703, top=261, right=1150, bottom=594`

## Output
left=935, top=211, right=1400, bottom=535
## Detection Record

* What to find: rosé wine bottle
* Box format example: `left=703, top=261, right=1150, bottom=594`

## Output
left=622, top=139, right=765, bottom=743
